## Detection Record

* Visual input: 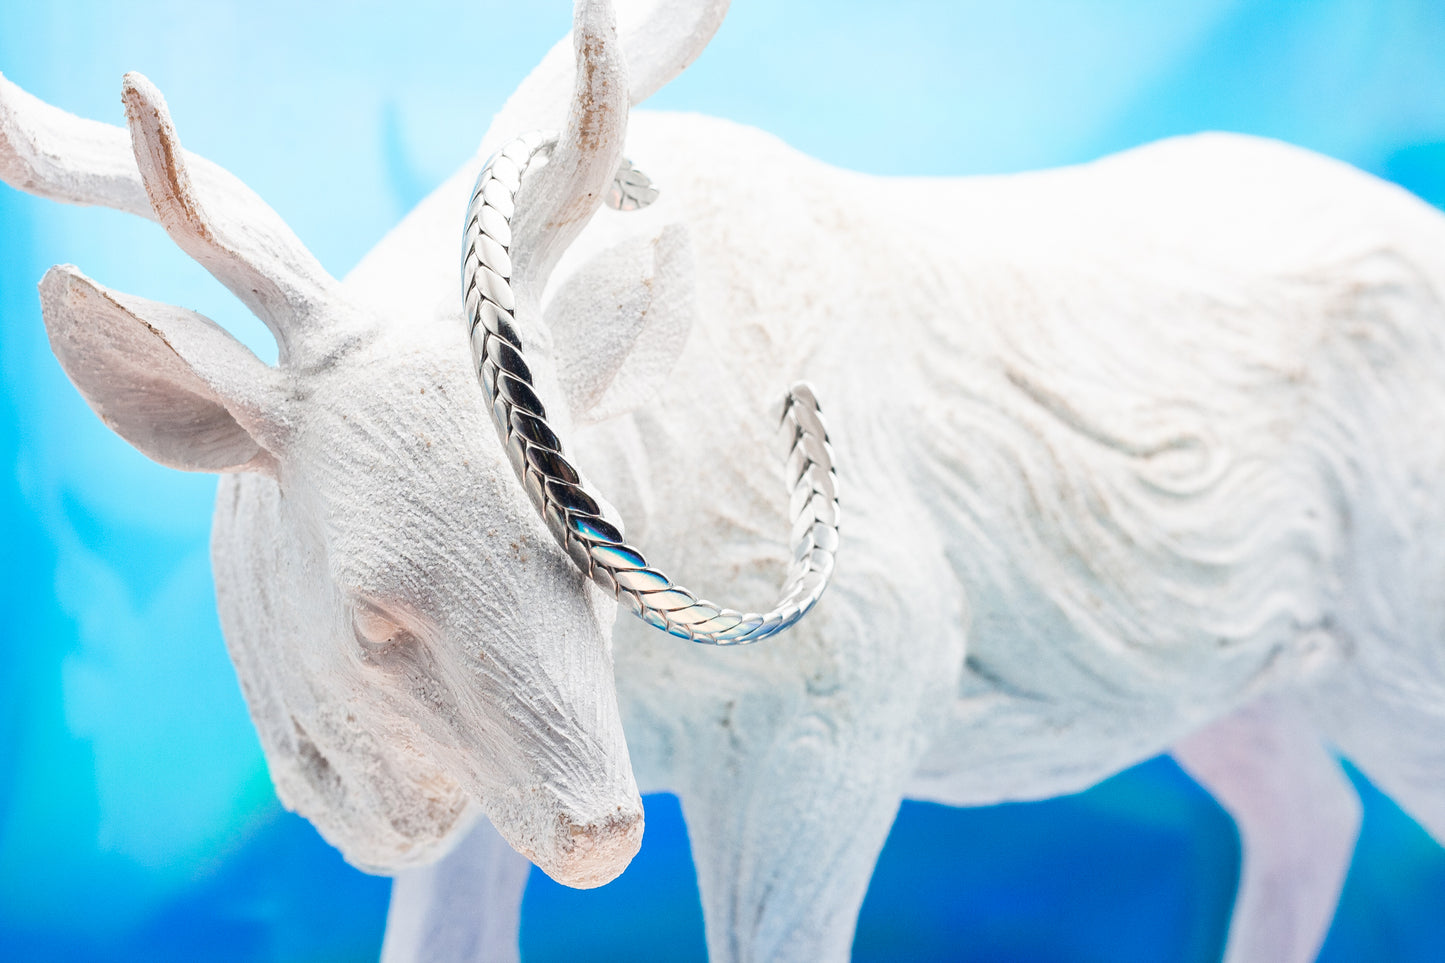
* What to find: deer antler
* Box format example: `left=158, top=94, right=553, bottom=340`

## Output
left=506, top=0, right=632, bottom=309
left=0, top=72, right=153, bottom=216
left=617, top=0, right=730, bottom=105
left=476, top=0, right=730, bottom=162
left=498, top=0, right=730, bottom=343
left=1, top=71, right=343, bottom=362
left=119, top=73, right=342, bottom=357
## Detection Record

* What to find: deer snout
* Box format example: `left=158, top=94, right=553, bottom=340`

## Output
left=531, top=795, right=645, bottom=888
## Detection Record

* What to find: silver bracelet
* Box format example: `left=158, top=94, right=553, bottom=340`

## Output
left=461, top=132, right=839, bottom=645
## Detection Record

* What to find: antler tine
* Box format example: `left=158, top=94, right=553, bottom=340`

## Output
left=471, top=0, right=729, bottom=321
left=2, top=72, right=342, bottom=363
left=619, top=0, right=730, bottom=104
left=476, top=0, right=731, bottom=163
left=507, top=0, right=630, bottom=311
left=121, top=73, right=341, bottom=360
left=0, top=71, right=153, bottom=217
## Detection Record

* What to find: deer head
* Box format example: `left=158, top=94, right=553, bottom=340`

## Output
left=1, top=0, right=731, bottom=888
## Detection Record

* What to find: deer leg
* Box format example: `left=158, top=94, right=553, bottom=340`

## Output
left=380, top=815, right=532, bottom=963
left=1313, top=682, right=1445, bottom=845
left=627, top=486, right=960, bottom=962
left=1172, top=697, right=1361, bottom=963
left=672, top=699, right=916, bottom=963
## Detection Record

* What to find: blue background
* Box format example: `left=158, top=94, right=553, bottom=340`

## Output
left=3, top=1, right=1444, bottom=959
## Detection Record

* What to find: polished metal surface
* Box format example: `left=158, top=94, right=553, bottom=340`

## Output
left=462, top=132, right=839, bottom=644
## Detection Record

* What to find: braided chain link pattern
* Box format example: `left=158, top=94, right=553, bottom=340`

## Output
left=462, top=132, right=839, bottom=644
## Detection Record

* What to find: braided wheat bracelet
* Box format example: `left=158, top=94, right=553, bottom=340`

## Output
left=462, top=132, right=839, bottom=644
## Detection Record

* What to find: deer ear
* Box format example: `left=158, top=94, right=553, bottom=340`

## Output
left=39, top=264, right=285, bottom=475
left=545, top=221, right=694, bottom=425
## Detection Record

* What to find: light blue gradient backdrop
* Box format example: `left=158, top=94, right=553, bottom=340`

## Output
left=2, top=1, right=1443, bottom=960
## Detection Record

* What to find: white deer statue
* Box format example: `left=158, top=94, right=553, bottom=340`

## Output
left=5, top=1, right=1445, bottom=960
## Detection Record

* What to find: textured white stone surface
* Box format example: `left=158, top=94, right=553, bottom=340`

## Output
left=6, top=0, right=1445, bottom=959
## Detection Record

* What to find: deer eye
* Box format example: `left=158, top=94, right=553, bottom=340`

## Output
left=351, top=603, right=415, bottom=656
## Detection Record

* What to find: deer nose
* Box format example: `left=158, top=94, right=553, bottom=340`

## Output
left=534, top=796, right=645, bottom=888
